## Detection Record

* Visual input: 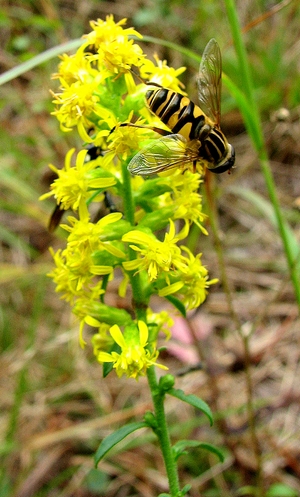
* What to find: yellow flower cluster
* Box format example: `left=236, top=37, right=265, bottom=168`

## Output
left=43, top=15, right=217, bottom=379
left=96, top=321, right=167, bottom=379
left=40, top=148, right=116, bottom=219
left=84, top=17, right=144, bottom=74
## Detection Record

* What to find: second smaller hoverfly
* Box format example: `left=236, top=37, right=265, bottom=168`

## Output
left=128, top=39, right=235, bottom=176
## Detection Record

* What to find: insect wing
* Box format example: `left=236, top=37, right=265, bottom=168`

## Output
left=48, top=203, right=64, bottom=232
left=128, top=134, right=199, bottom=176
left=197, top=38, right=222, bottom=125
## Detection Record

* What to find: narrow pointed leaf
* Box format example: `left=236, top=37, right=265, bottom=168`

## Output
left=165, top=295, right=186, bottom=317
left=102, top=361, right=113, bottom=377
left=168, top=388, right=213, bottom=425
left=94, top=421, right=148, bottom=466
left=173, top=439, right=224, bottom=462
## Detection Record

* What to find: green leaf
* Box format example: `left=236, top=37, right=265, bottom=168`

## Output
left=102, top=361, right=113, bottom=377
left=168, top=388, right=213, bottom=425
left=138, top=207, right=175, bottom=232
left=266, top=483, right=299, bottom=497
left=102, top=342, right=121, bottom=378
left=173, top=440, right=224, bottom=462
left=94, top=421, right=148, bottom=466
left=85, top=468, right=109, bottom=493
left=88, top=302, right=132, bottom=327
left=165, top=295, right=186, bottom=317
left=180, top=484, right=192, bottom=496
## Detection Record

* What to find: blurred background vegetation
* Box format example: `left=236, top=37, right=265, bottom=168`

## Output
left=1, top=1, right=300, bottom=496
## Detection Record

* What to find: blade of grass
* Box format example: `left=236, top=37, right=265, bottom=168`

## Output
left=223, top=3, right=297, bottom=495
left=1, top=276, right=49, bottom=491
left=223, top=0, right=300, bottom=308
left=4, top=276, right=48, bottom=443
left=0, top=39, right=82, bottom=86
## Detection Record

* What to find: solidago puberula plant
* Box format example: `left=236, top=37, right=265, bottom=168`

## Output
left=42, top=16, right=220, bottom=496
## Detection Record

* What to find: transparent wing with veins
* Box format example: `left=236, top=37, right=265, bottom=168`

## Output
left=197, top=38, right=222, bottom=126
left=128, top=134, right=201, bottom=176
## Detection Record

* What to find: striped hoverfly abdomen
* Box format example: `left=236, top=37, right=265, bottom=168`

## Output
left=128, top=39, right=235, bottom=176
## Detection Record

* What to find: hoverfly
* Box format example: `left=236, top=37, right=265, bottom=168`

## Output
left=128, top=39, right=235, bottom=176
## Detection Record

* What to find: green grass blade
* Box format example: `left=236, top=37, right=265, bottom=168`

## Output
left=223, top=0, right=300, bottom=308
left=0, top=39, right=82, bottom=86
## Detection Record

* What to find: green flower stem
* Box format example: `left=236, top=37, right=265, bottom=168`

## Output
left=121, top=161, right=135, bottom=226
left=147, top=366, right=180, bottom=496
left=121, top=161, right=179, bottom=495
left=121, top=160, right=147, bottom=319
